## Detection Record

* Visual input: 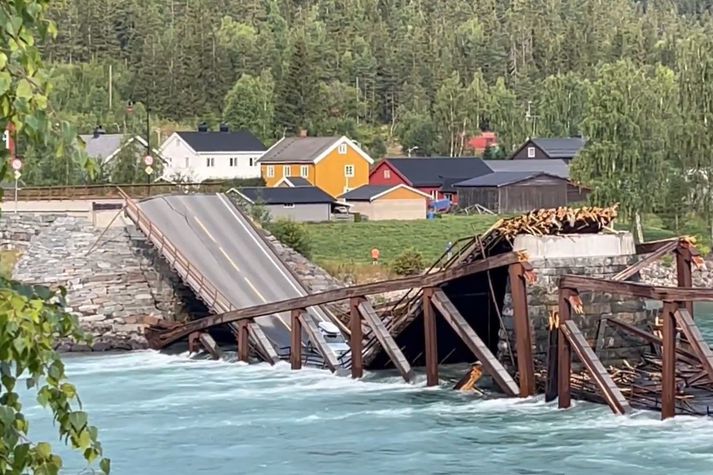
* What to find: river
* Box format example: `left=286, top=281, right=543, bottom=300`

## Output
left=22, top=304, right=713, bottom=474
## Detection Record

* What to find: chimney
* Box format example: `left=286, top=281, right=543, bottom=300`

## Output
left=93, top=125, right=106, bottom=138
left=197, top=121, right=209, bottom=132
left=219, top=123, right=229, bottom=133
left=298, top=128, right=308, bottom=138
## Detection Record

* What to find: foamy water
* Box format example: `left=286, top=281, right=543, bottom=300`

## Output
left=21, top=304, right=713, bottom=474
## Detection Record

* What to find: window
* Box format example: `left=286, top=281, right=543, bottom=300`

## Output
left=267, top=165, right=275, bottom=177
left=229, top=157, right=238, bottom=167
left=384, top=169, right=391, bottom=179
left=344, top=165, right=355, bottom=177
left=206, top=157, right=215, bottom=167
left=283, top=203, right=295, bottom=209
left=527, top=146, right=536, bottom=158
left=338, top=143, right=348, bottom=155
left=430, top=189, right=438, bottom=199
left=445, top=193, right=454, bottom=201
left=283, top=165, right=291, bottom=177
left=249, top=158, right=255, bottom=167
left=300, top=165, right=309, bottom=177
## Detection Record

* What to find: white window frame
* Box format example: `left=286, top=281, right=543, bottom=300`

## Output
left=249, top=157, right=255, bottom=167
left=527, top=146, right=536, bottom=158
left=283, top=165, right=291, bottom=177
left=430, top=189, right=438, bottom=199
left=206, top=157, right=215, bottom=167
left=283, top=203, right=295, bottom=209
left=384, top=169, right=391, bottom=179
left=300, top=165, right=309, bottom=177
left=338, top=143, right=348, bottom=155
left=344, top=164, right=355, bottom=177
left=267, top=165, right=274, bottom=177
left=445, top=193, right=454, bottom=201
left=229, top=157, right=237, bottom=167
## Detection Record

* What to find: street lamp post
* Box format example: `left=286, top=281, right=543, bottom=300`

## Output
left=128, top=97, right=153, bottom=195
left=407, top=146, right=419, bottom=157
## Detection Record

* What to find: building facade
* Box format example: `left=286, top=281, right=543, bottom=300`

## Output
left=159, top=126, right=266, bottom=182
left=258, top=136, right=373, bottom=197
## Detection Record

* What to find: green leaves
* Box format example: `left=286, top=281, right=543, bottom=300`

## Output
left=16, top=79, right=33, bottom=100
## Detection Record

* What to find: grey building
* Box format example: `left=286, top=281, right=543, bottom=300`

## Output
left=510, top=138, right=585, bottom=163
left=235, top=186, right=338, bottom=222
left=454, top=172, right=583, bottom=214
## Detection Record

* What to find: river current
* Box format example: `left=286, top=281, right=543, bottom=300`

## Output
left=22, top=305, right=713, bottom=475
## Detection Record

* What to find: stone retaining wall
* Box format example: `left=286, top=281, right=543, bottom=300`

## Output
left=6, top=214, right=186, bottom=351
left=500, top=249, right=653, bottom=370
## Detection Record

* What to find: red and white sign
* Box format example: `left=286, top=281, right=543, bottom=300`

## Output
left=143, top=155, right=154, bottom=166
left=11, top=158, right=22, bottom=171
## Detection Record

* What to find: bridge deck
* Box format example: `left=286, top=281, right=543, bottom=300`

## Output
left=132, top=193, right=332, bottom=357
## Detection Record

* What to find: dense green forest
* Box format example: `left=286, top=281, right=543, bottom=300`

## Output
left=16, top=0, right=713, bottom=240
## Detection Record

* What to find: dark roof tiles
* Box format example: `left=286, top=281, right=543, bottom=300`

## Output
left=454, top=171, right=565, bottom=188
left=383, top=157, right=493, bottom=187
left=237, top=186, right=335, bottom=204
left=177, top=131, right=266, bottom=153
left=530, top=137, right=585, bottom=159
left=258, top=137, right=342, bottom=163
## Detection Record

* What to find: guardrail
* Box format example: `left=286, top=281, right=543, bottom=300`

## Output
left=120, top=190, right=235, bottom=314
left=12, top=183, right=225, bottom=201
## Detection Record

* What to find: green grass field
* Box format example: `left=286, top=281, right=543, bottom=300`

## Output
left=305, top=215, right=500, bottom=267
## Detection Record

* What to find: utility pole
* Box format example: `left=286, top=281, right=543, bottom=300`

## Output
left=525, top=101, right=539, bottom=139
left=108, top=64, right=113, bottom=109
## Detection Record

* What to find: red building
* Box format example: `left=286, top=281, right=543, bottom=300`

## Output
left=369, top=158, right=493, bottom=205
left=467, top=131, right=498, bottom=155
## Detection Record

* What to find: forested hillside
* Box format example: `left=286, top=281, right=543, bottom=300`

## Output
left=20, top=0, right=713, bottom=239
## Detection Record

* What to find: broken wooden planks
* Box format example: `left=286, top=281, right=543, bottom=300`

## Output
left=612, top=240, right=678, bottom=282
left=300, top=312, right=340, bottom=373
left=560, top=320, right=631, bottom=415
left=357, top=301, right=415, bottom=383
left=673, top=309, right=713, bottom=385
left=247, top=322, right=280, bottom=365
left=431, top=289, right=519, bottom=397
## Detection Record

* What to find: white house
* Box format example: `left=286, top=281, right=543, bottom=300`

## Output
left=159, top=124, right=266, bottom=182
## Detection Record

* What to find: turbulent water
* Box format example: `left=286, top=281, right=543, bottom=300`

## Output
left=22, top=304, right=713, bottom=475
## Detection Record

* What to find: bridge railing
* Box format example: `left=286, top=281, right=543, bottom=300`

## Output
left=13, top=183, right=225, bottom=201
left=121, top=191, right=235, bottom=314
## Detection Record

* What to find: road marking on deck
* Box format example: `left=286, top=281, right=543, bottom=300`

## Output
left=243, top=276, right=267, bottom=302
left=193, top=216, right=217, bottom=243
left=217, top=193, right=327, bottom=322
left=219, top=247, right=241, bottom=272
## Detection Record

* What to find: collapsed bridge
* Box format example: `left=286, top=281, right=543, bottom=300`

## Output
left=124, top=194, right=713, bottom=420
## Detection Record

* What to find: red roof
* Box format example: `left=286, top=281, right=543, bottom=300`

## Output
left=467, top=131, right=497, bottom=154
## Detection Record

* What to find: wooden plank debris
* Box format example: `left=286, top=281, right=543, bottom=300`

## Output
left=358, top=301, right=415, bottom=383
left=560, top=320, right=631, bottom=415
left=661, top=302, right=678, bottom=419
left=198, top=332, right=222, bottom=360
left=349, top=297, right=364, bottom=379
left=612, top=240, right=678, bottom=282
left=431, top=289, right=519, bottom=397
left=247, top=323, right=280, bottom=365
left=674, top=309, right=713, bottom=385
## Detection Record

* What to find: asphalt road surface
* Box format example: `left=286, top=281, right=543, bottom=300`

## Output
left=137, top=193, right=331, bottom=353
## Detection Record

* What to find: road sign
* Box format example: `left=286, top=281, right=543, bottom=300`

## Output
left=145, top=166, right=154, bottom=175
left=144, top=155, right=154, bottom=166
left=11, top=158, right=22, bottom=170
left=13, top=170, right=21, bottom=180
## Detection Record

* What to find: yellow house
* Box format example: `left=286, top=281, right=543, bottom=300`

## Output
left=257, top=136, right=374, bottom=197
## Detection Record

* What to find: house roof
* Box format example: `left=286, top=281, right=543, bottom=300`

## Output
left=258, top=137, right=342, bottom=163
left=529, top=137, right=585, bottom=159
left=454, top=171, right=565, bottom=188
left=380, top=158, right=493, bottom=187
left=340, top=184, right=430, bottom=202
left=276, top=176, right=312, bottom=187
left=79, top=134, right=137, bottom=163
left=176, top=131, right=266, bottom=153
left=484, top=159, right=569, bottom=178
left=236, top=186, right=336, bottom=205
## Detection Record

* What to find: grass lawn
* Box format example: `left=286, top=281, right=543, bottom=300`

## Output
left=305, top=215, right=501, bottom=268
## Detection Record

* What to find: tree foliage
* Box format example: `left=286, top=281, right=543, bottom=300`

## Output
left=0, top=0, right=109, bottom=473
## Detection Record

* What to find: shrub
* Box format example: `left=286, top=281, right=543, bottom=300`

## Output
left=391, top=248, right=424, bottom=276
left=268, top=219, right=312, bottom=258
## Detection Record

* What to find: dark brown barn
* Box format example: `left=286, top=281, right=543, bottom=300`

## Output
left=454, top=172, right=587, bottom=214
